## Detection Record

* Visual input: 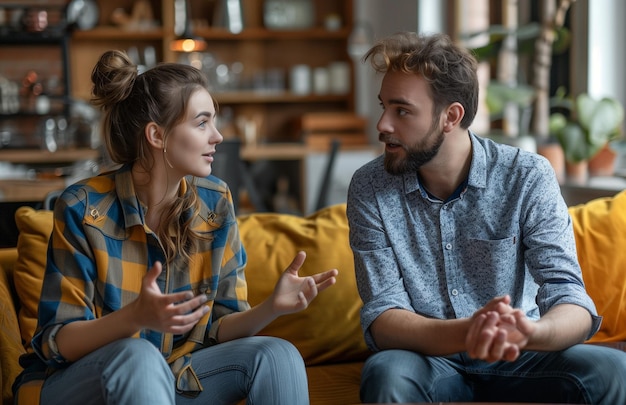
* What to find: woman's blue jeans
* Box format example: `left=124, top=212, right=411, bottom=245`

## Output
left=360, top=343, right=626, bottom=404
left=40, top=336, right=309, bottom=405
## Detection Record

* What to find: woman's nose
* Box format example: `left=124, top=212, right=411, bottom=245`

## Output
left=211, top=128, right=224, bottom=144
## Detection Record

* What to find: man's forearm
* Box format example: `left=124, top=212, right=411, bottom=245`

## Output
left=370, top=308, right=471, bottom=356
left=526, top=304, right=592, bottom=351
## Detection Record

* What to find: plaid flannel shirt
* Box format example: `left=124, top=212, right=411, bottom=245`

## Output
left=30, top=165, right=249, bottom=395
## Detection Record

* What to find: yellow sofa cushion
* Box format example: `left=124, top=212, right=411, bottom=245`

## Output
left=13, top=207, right=54, bottom=349
left=569, top=190, right=626, bottom=343
left=0, top=263, right=26, bottom=405
left=238, top=204, right=369, bottom=366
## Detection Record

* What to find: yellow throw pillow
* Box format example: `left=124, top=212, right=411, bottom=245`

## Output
left=569, top=190, right=626, bottom=343
left=14, top=207, right=53, bottom=349
left=237, top=204, right=370, bottom=365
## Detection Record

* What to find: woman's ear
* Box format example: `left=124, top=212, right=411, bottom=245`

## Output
left=443, top=102, right=464, bottom=132
left=145, top=122, right=164, bottom=149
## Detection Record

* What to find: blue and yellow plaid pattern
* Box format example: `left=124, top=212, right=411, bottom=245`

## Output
left=29, top=165, right=249, bottom=395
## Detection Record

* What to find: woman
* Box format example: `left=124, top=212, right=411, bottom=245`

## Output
left=15, top=50, right=338, bottom=404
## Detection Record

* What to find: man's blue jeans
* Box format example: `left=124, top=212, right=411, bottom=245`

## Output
left=40, top=336, right=309, bottom=404
left=360, top=344, right=626, bottom=404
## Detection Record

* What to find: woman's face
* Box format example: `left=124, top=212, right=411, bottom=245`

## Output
left=164, top=88, right=223, bottom=178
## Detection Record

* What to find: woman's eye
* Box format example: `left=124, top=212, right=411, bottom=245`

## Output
left=199, top=120, right=207, bottom=128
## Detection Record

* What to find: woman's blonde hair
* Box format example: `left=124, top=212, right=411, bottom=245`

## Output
left=90, top=50, right=212, bottom=265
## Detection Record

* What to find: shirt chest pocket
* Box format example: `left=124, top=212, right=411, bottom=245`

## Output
left=460, top=235, right=519, bottom=273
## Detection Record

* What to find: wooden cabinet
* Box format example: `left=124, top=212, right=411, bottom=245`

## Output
left=69, top=0, right=355, bottom=143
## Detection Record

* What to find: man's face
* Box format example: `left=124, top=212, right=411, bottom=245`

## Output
left=376, top=71, right=445, bottom=175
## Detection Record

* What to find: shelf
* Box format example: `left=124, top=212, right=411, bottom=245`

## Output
left=0, top=30, right=68, bottom=44
left=213, top=91, right=350, bottom=104
left=193, top=27, right=351, bottom=40
left=71, top=26, right=349, bottom=42
left=241, top=143, right=308, bottom=161
left=0, top=178, right=66, bottom=202
left=0, top=148, right=100, bottom=164
left=240, top=142, right=379, bottom=161
left=72, top=26, right=165, bottom=40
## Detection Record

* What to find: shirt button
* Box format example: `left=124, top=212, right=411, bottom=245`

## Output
left=451, top=289, right=459, bottom=296
left=445, top=243, right=452, bottom=250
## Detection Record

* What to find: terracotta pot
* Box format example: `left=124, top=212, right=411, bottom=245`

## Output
left=537, top=142, right=565, bottom=184
left=588, top=144, right=617, bottom=177
left=565, top=160, right=589, bottom=185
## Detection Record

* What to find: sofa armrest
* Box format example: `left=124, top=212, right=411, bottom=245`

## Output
left=0, top=248, right=17, bottom=274
left=0, top=262, right=27, bottom=404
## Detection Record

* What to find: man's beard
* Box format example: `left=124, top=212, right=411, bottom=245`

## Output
left=382, top=125, right=445, bottom=175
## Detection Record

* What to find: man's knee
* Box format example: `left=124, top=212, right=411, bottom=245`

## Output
left=360, top=350, right=422, bottom=402
left=563, top=344, right=626, bottom=404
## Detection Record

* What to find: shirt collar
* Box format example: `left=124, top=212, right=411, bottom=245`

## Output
left=467, top=130, right=487, bottom=190
left=401, top=131, right=487, bottom=197
left=113, top=165, right=191, bottom=229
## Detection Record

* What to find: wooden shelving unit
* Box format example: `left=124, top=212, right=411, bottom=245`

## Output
left=0, top=148, right=100, bottom=164
left=68, top=0, right=354, bottom=142
left=1, top=0, right=355, bottom=207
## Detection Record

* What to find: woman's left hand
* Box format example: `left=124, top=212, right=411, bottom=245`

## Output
left=271, top=251, right=338, bottom=315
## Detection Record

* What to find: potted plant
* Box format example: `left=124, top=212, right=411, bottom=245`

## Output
left=549, top=90, right=624, bottom=182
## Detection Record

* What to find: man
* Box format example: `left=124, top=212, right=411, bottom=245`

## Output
left=347, top=31, right=626, bottom=404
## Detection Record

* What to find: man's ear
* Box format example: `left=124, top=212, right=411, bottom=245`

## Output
left=145, top=122, right=164, bottom=149
left=443, top=102, right=464, bottom=132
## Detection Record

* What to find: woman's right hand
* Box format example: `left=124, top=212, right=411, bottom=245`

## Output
left=131, top=261, right=209, bottom=334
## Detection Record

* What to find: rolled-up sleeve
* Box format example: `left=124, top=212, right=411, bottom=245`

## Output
left=347, top=170, right=415, bottom=351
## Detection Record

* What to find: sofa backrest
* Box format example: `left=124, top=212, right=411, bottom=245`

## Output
left=569, top=189, right=626, bottom=343
left=10, top=203, right=370, bottom=367
left=9, top=191, right=626, bottom=365
left=238, top=204, right=370, bottom=365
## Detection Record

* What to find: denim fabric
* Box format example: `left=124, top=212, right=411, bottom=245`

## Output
left=360, top=344, right=626, bottom=404
left=177, top=336, right=309, bottom=405
left=39, top=336, right=309, bottom=405
left=41, top=338, right=175, bottom=405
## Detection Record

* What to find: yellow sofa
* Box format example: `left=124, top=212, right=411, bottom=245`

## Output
left=0, top=203, right=369, bottom=405
left=2, top=192, right=626, bottom=405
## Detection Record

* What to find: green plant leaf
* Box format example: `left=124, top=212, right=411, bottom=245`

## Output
left=557, top=123, right=588, bottom=163
left=580, top=96, right=625, bottom=145
left=575, top=94, right=596, bottom=129
left=486, top=82, right=535, bottom=116
left=549, top=112, right=567, bottom=134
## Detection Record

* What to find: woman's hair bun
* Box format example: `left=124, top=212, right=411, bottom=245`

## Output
left=90, top=50, right=138, bottom=109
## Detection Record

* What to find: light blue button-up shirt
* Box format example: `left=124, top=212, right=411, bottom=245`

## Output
left=347, top=132, right=601, bottom=351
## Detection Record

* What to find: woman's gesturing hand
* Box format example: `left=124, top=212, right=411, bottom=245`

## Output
left=131, top=261, right=209, bottom=334
left=271, top=251, right=338, bottom=316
